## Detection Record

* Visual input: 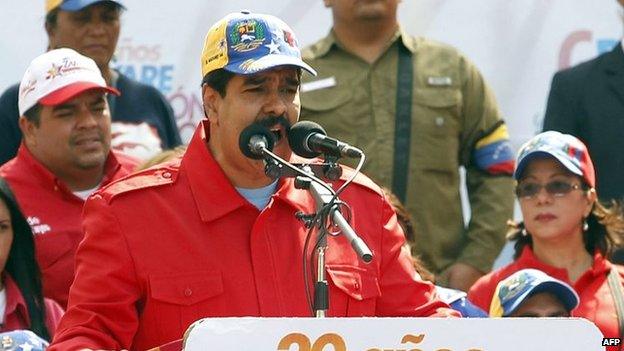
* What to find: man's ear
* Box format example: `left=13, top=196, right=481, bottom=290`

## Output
left=202, top=84, right=221, bottom=125
left=19, top=116, right=37, bottom=148
left=323, top=0, right=332, bottom=8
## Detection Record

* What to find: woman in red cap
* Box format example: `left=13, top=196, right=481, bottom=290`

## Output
left=468, top=131, right=624, bottom=348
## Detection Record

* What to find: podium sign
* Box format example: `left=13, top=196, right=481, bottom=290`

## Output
left=183, top=317, right=604, bottom=351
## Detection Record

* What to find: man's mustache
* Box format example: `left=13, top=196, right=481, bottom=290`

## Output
left=256, top=115, right=291, bottom=131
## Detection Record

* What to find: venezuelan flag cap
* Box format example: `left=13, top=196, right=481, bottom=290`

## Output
left=46, top=0, right=125, bottom=13
left=514, top=131, right=595, bottom=188
left=201, top=11, right=317, bottom=79
left=489, top=269, right=579, bottom=317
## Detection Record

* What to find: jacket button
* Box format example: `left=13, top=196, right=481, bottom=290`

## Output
left=435, top=116, right=445, bottom=127
left=184, top=288, right=193, bottom=297
left=354, top=281, right=360, bottom=289
left=162, top=171, right=172, bottom=179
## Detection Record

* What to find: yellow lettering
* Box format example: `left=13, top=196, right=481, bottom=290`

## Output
left=311, top=333, right=347, bottom=351
left=277, top=333, right=312, bottom=351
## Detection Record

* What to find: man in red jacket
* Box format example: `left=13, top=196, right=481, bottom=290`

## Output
left=0, top=48, right=137, bottom=308
left=50, top=11, right=457, bottom=351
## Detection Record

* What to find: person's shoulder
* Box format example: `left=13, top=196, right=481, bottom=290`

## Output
left=555, top=48, right=614, bottom=82
left=411, top=35, right=464, bottom=59
left=0, top=83, right=19, bottom=100
left=95, top=161, right=181, bottom=204
left=336, top=166, right=383, bottom=197
left=302, top=32, right=334, bottom=60
left=0, top=83, right=19, bottom=108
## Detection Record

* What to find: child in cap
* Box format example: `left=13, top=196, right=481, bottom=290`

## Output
left=490, top=268, right=579, bottom=317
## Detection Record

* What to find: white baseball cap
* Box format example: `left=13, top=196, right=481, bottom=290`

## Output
left=18, top=48, right=120, bottom=116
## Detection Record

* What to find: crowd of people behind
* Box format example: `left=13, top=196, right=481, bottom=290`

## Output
left=0, top=0, right=623, bottom=350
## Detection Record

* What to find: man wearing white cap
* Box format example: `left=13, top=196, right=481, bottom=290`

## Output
left=0, top=0, right=181, bottom=163
left=0, top=48, right=137, bottom=308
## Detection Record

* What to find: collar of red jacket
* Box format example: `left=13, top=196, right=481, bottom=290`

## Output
left=518, top=245, right=612, bottom=282
left=15, top=142, right=123, bottom=199
left=180, top=121, right=316, bottom=222
left=2, top=273, right=31, bottom=327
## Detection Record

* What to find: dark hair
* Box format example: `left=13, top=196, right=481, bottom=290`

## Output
left=202, top=69, right=236, bottom=97
left=508, top=198, right=624, bottom=260
left=0, top=178, right=50, bottom=340
left=23, top=104, right=41, bottom=126
left=45, top=8, right=60, bottom=28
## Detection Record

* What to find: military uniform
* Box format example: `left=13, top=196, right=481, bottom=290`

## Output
left=300, top=29, right=514, bottom=279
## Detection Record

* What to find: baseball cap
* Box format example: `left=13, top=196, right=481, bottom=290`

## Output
left=18, top=48, right=120, bottom=116
left=489, top=268, right=579, bottom=317
left=46, top=0, right=125, bottom=13
left=513, top=131, right=595, bottom=188
left=201, top=11, right=316, bottom=78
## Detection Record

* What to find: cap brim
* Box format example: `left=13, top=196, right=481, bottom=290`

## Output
left=59, top=0, right=125, bottom=11
left=513, top=150, right=584, bottom=180
left=505, top=280, right=579, bottom=316
left=225, top=54, right=317, bottom=76
left=39, top=82, right=120, bottom=106
left=532, top=281, right=579, bottom=312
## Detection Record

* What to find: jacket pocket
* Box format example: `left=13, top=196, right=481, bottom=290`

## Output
left=301, top=87, right=364, bottom=138
left=326, top=264, right=381, bottom=316
left=412, top=88, right=462, bottom=171
left=150, top=270, right=224, bottom=306
left=301, top=85, right=352, bottom=112
left=147, top=270, right=225, bottom=338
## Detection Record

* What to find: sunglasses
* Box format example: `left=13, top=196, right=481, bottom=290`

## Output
left=515, top=180, right=584, bottom=199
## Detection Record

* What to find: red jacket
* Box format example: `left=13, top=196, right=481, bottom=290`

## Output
left=50, top=122, right=456, bottom=351
left=0, top=145, right=137, bottom=308
left=1, top=274, right=64, bottom=338
left=468, top=246, right=624, bottom=351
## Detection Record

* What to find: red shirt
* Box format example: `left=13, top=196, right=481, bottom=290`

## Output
left=50, top=122, right=457, bottom=351
left=0, top=145, right=137, bottom=308
left=468, top=246, right=624, bottom=351
left=1, top=274, right=64, bottom=338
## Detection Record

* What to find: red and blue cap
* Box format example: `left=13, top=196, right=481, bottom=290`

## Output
left=201, top=11, right=316, bottom=78
left=514, top=131, right=595, bottom=188
left=489, top=269, right=579, bottom=317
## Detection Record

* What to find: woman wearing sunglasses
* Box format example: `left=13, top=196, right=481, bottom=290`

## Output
left=467, top=131, right=624, bottom=346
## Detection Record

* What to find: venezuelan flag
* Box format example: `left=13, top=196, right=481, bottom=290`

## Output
left=474, top=123, right=515, bottom=175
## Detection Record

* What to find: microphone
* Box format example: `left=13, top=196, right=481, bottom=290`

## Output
left=288, top=121, right=362, bottom=159
left=239, top=123, right=276, bottom=159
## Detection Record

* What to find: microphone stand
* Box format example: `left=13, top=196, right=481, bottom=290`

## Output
left=294, top=172, right=373, bottom=317
left=254, top=147, right=373, bottom=318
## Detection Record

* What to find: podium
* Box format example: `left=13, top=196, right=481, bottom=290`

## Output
left=180, top=317, right=605, bottom=350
